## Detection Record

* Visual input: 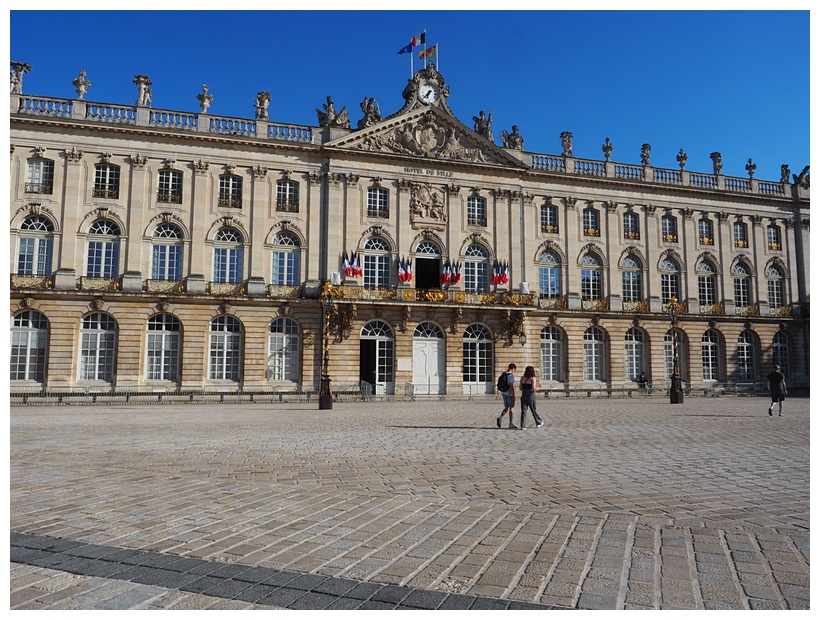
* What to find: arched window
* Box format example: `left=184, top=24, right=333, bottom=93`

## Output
left=367, top=186, right=389, bottom=218
left=86, top=220, right=121, bottom=279
left=537, top=250, right=561, bottom=298
left=146, top=314, right=181, bottom=381
left=701, top=330, right=721, bottom=381
left=10, top=310, right=48, bottom=382
left=462, top=324, right=493, bottom=385
left=152, top=223, right=183, bottom=281
left=624, top=328, right=645, bottom=382
left=213, top=227, right=244, bottom=283
left=540, top=326, right=563, bottom=383
left=362, top=320, right=395, bottom=393
left=415, top=240, right=440, bottom=256
left=80, top=312, right=117, bottom=381
left=268, top=317, right=299, bottom=382
left=467, top=196, right=487, bottom=226
left=209, top=315, right=242, bottom=381
left=664, top=328, right=686, bottom=381
left=697, top=259, right=717, bottom=306
left=580, top=253, right=602, bottom=300
left=271, top=231, right=300, bottom=286
left=18, top=216, right=54, bottom=276
left=621, top=255, right=642, bottom=302
left=26, top=158, right=54, bottom=194
left=766, top=264, right=785, bottom=309
left=464, top=244, right=489, bottom=293
left=363, top=237, right=391, bottom=288
left=737, top=330, right=756, bottom=381
left=659, top=257, right=681, bottom=304
left=773, top=332, right=789, bottom=378
left=733, top=263, right=751, bottom=307
left=541, top=203, right=558, bottom=233
left=661, top=215, right=678, bottom=242
left=583, top=327, right=606, bottom=382
left=583, top=207, right=600, bottom=236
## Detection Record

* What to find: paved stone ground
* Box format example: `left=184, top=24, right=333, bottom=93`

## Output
left=10, top=395, right=810, bottom=610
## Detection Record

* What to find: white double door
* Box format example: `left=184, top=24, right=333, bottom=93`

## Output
left=412, top=337, right=445, bottom=395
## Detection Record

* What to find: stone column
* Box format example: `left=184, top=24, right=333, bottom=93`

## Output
left=121, top=153, right=148, bottom=292
left=716, top=212, right=734, bottom=314
left=53, top=147, right=85, bottom=290
left=246, top=165, right=270, bottom=297
left=186, top=160, right=210, bottom=294
left=750, top=215, right=767, bottom=313
left=564, top=196, right=580, bottom=310
left=305, top=167, right=326, bottom=287
left=644, top=205, right=661, bottom=312
left=681, top=208, right=698, bottom=311
left=604, top=200, right=619, bottom=311
left=782, top=219, right=799, bottom=311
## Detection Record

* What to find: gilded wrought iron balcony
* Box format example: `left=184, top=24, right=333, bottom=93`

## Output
left=276, top=200, right=299, bottom=213
left=662, top=300, right=689, bottom=314
left=157, top=190, right=183, bottom=204
left=623, top=300, right=649, bottom=313
left=699, top=236, right=713, bottom=245
left=662, top=234, right=678, bottom=243
left=366, top=207, right=389, bottom=218
left=541, top=224, right=559, bottom=234
left=768, top=242, right=782, bottom=251
left=208, top=281, right=245, bottom=294
left=25, top=183, right=53, bottom=194
left=699, top=303, right=725, bottom=315
left=537, top=295, right=567, bottom=310
left=467, top=217, right=487, bottom=227
left=735, top=304, right=759, bottom=316
left=581, top=298, right=609, bottom=311
left=267, top=284, right=303, bottom=298
left=770, top=306, right=792, bottom=316
left=624, top=231, right=640, bottom=240
left=145, top=279, right=183, bottom=293
left=92, top=186, right=119, bottom=199
left=11, top=274, right=52, bottom=289
left=734, top=239, right=749, bottom=248
left=80, top=276, right=119, bottom=291
left=217, top=195, right=242, bottom=209
left=583, top=228, right=600, bottom=237
left=326, top=284, right=535, bottom=307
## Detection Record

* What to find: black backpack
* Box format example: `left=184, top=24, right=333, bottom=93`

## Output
left=496, top=372, right=510, bottom=393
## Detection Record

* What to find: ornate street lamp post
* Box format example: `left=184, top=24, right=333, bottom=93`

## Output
left=318, top=284, right=333, bottom=410
left=667, top=297, right=684, bottom=404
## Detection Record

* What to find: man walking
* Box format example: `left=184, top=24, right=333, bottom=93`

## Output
left=767, top=363, right=787, bottom=417
left=497, top=363, right=517, bottom=429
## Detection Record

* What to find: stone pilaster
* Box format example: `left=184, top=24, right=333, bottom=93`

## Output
left=716, top=212, right=735, bottom=314
left=55, top=147, right=85, bottom=289
left=187, top=159, right=210, bottom=284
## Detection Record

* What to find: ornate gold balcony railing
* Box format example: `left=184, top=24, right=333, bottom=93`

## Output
left=11, top=274, right=52, bottom=289
left=767, top=242, right=782, bottom=251
left=623, top=231, right=640, bottom=240
left=583, top=227, right=600, bottom=237
left=734, top=239, right=749, bottom=248
left=537, top=295, right=567, bottom=310
left=699, top=236, right=713, bottom=245
left=145, top=279, right=184, bottom=293
left=662, top=300, right=689, bottom=314
left=25, top=183, right=53, bottom=194
left=92, top=187, right=119, bottom=199
left=367, top=207, right=389, bottom=218
left=276, top=200, right=299, bottom=213
left=662, top=234, right=678, bottom=243
left=623, top=300, right=649, bottom=313
left=217, top=196, right=242, bottom=209
left=467, top=217, right=487, bottom=227
left=416, top=288, right=448, bottom=302
left=770, top=306, right=792, bottom=317
left=80, top=276, right=119, bottom=291
left=582, top=298, right=609, bottom=311
left=267, top=284, right=303, bottom=298
left=541, top=224, right=559, bottom=234
left=208, top=281, right=245, bottom=295
left=157, top=190, right=183, bottom=204
left=699, top=303, right=725, bottom=315
left=735, top=304, right=759, bottom=316
left=323, top=284, right=535, bottom=306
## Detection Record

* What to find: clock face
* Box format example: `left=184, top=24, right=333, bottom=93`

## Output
left=419, top=84, right=439, bottom=103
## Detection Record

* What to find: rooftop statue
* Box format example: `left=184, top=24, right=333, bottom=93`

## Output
left=640, top=143, right=651, bottom=166
left=134, top=74, right=152, bottom=107
left=710, top=152, right=723, bottom=175
left=472, top=110, right=493, bottom=142
left=254, top=91, right=271, bottom=120
left=792, top=165, right=810, bottom=189
left=357, top=97, right=382, bottom=129
left=72, top=69, right=91, bottom=100
left=560, top=131, right=573, bottom=157
left=197, top=83, right=213, bottom=113
left=10, top=61, right=31, bottom=94
left=317, top=96, right=350, bottom=129
left=500, top=125, right=524, bottom=150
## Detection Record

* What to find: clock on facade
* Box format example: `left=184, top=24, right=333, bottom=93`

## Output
left=419, top=84, right=439, bottom=103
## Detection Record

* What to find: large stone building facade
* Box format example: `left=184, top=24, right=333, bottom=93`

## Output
left=9, top=62, right=810, bottom=397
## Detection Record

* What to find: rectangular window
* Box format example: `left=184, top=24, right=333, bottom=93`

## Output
left=276, top=180, right=299, bottom=212
left=622, top=272, right=641, bottom=302
left=698, top=276, right=716, bottom=305
left=767, top=225, right=781, bottom=251
left=541, top=205, right=558, bottom=233
left=209, top=333, right=241, bottom=381
left=146, top=332, right=179, bottom=381
left=661, top=274, right=680, bottom=304
left=151, top=244, right=182, bottom=281
left=662, top=216, right=678, bottom=242
left=733, top=222, right=748, bottom=248
left=464, top=261, right=488, bottom=293
left=624, top=342, right=643, bottom=382
left=702, top=342, right=719, bottom=381
left=93, top=164, right=120, bottom=199
left=583, top=209, right=600, bottom=236
left=768, top=279, right=783, bottom=308
left=623, top=213, right=640, bottom=239
left=214, top=248, right=243, bottom=283
left=737, top=343, right=754, bottom=381
left=367, top=187, right=389, bottom=218
left=18, top=237, right=53, bottom=276
left=734, top=277, right=750, bottom=306
left=467, top=196, right=487, bottom=227
left=157, top=169, right=183, bottom=204
left=583, top=341, right=604, bottom=381
left=698, top=219, right=714, bottom=245
left=26, top=159, right=54, bottom=194
left=364, top=254, right=390, bottom=288
left=540, top=340, right=561, bottom=382
left=218, top=176, right=242, bottom=208
left=87, top=241, right=119, bottom=279
left=80, top=332, right=115, bottom=381
left=580, top=269, right=602, bottom=300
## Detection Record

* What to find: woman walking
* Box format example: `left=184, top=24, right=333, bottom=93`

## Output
left=519, top=366, right=544, bottom=430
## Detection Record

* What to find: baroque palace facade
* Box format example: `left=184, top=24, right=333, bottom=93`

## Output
left=9, top=62, right=811, bottom=397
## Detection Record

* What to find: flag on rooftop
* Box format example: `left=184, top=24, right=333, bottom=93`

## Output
left=411, top=32, right=425, bottom=46
left=396, top=43, right=412, bottom=54
left=419, top=44, right=437, bottom=60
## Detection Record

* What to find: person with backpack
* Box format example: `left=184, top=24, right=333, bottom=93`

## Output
left=496, top=363, right=517, bottom=429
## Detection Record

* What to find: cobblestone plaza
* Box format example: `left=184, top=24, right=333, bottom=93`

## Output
left=10, top=395, right=809, bottom=610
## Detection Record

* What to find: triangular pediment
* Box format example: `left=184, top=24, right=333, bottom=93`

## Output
left=325, top=106, right=527, bottom=169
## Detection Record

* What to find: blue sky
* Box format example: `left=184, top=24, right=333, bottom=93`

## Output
left=9, top=7, right=811, bottom=182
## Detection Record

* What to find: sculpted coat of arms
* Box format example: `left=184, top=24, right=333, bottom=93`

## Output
left=409, top=182, right=447, bottom=230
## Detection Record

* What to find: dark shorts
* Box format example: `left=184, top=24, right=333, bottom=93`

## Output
left=502, top=392, right=515, bottom=408
left=770, top=389, right=785, bottom=402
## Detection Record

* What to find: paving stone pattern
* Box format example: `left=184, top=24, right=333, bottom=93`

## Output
left=10, top=397, right=810, bottom=610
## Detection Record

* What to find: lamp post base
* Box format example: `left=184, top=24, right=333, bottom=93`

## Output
left=669, top=377, right=684, bottom=404
left=318, top=377, right=333, bottom=410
